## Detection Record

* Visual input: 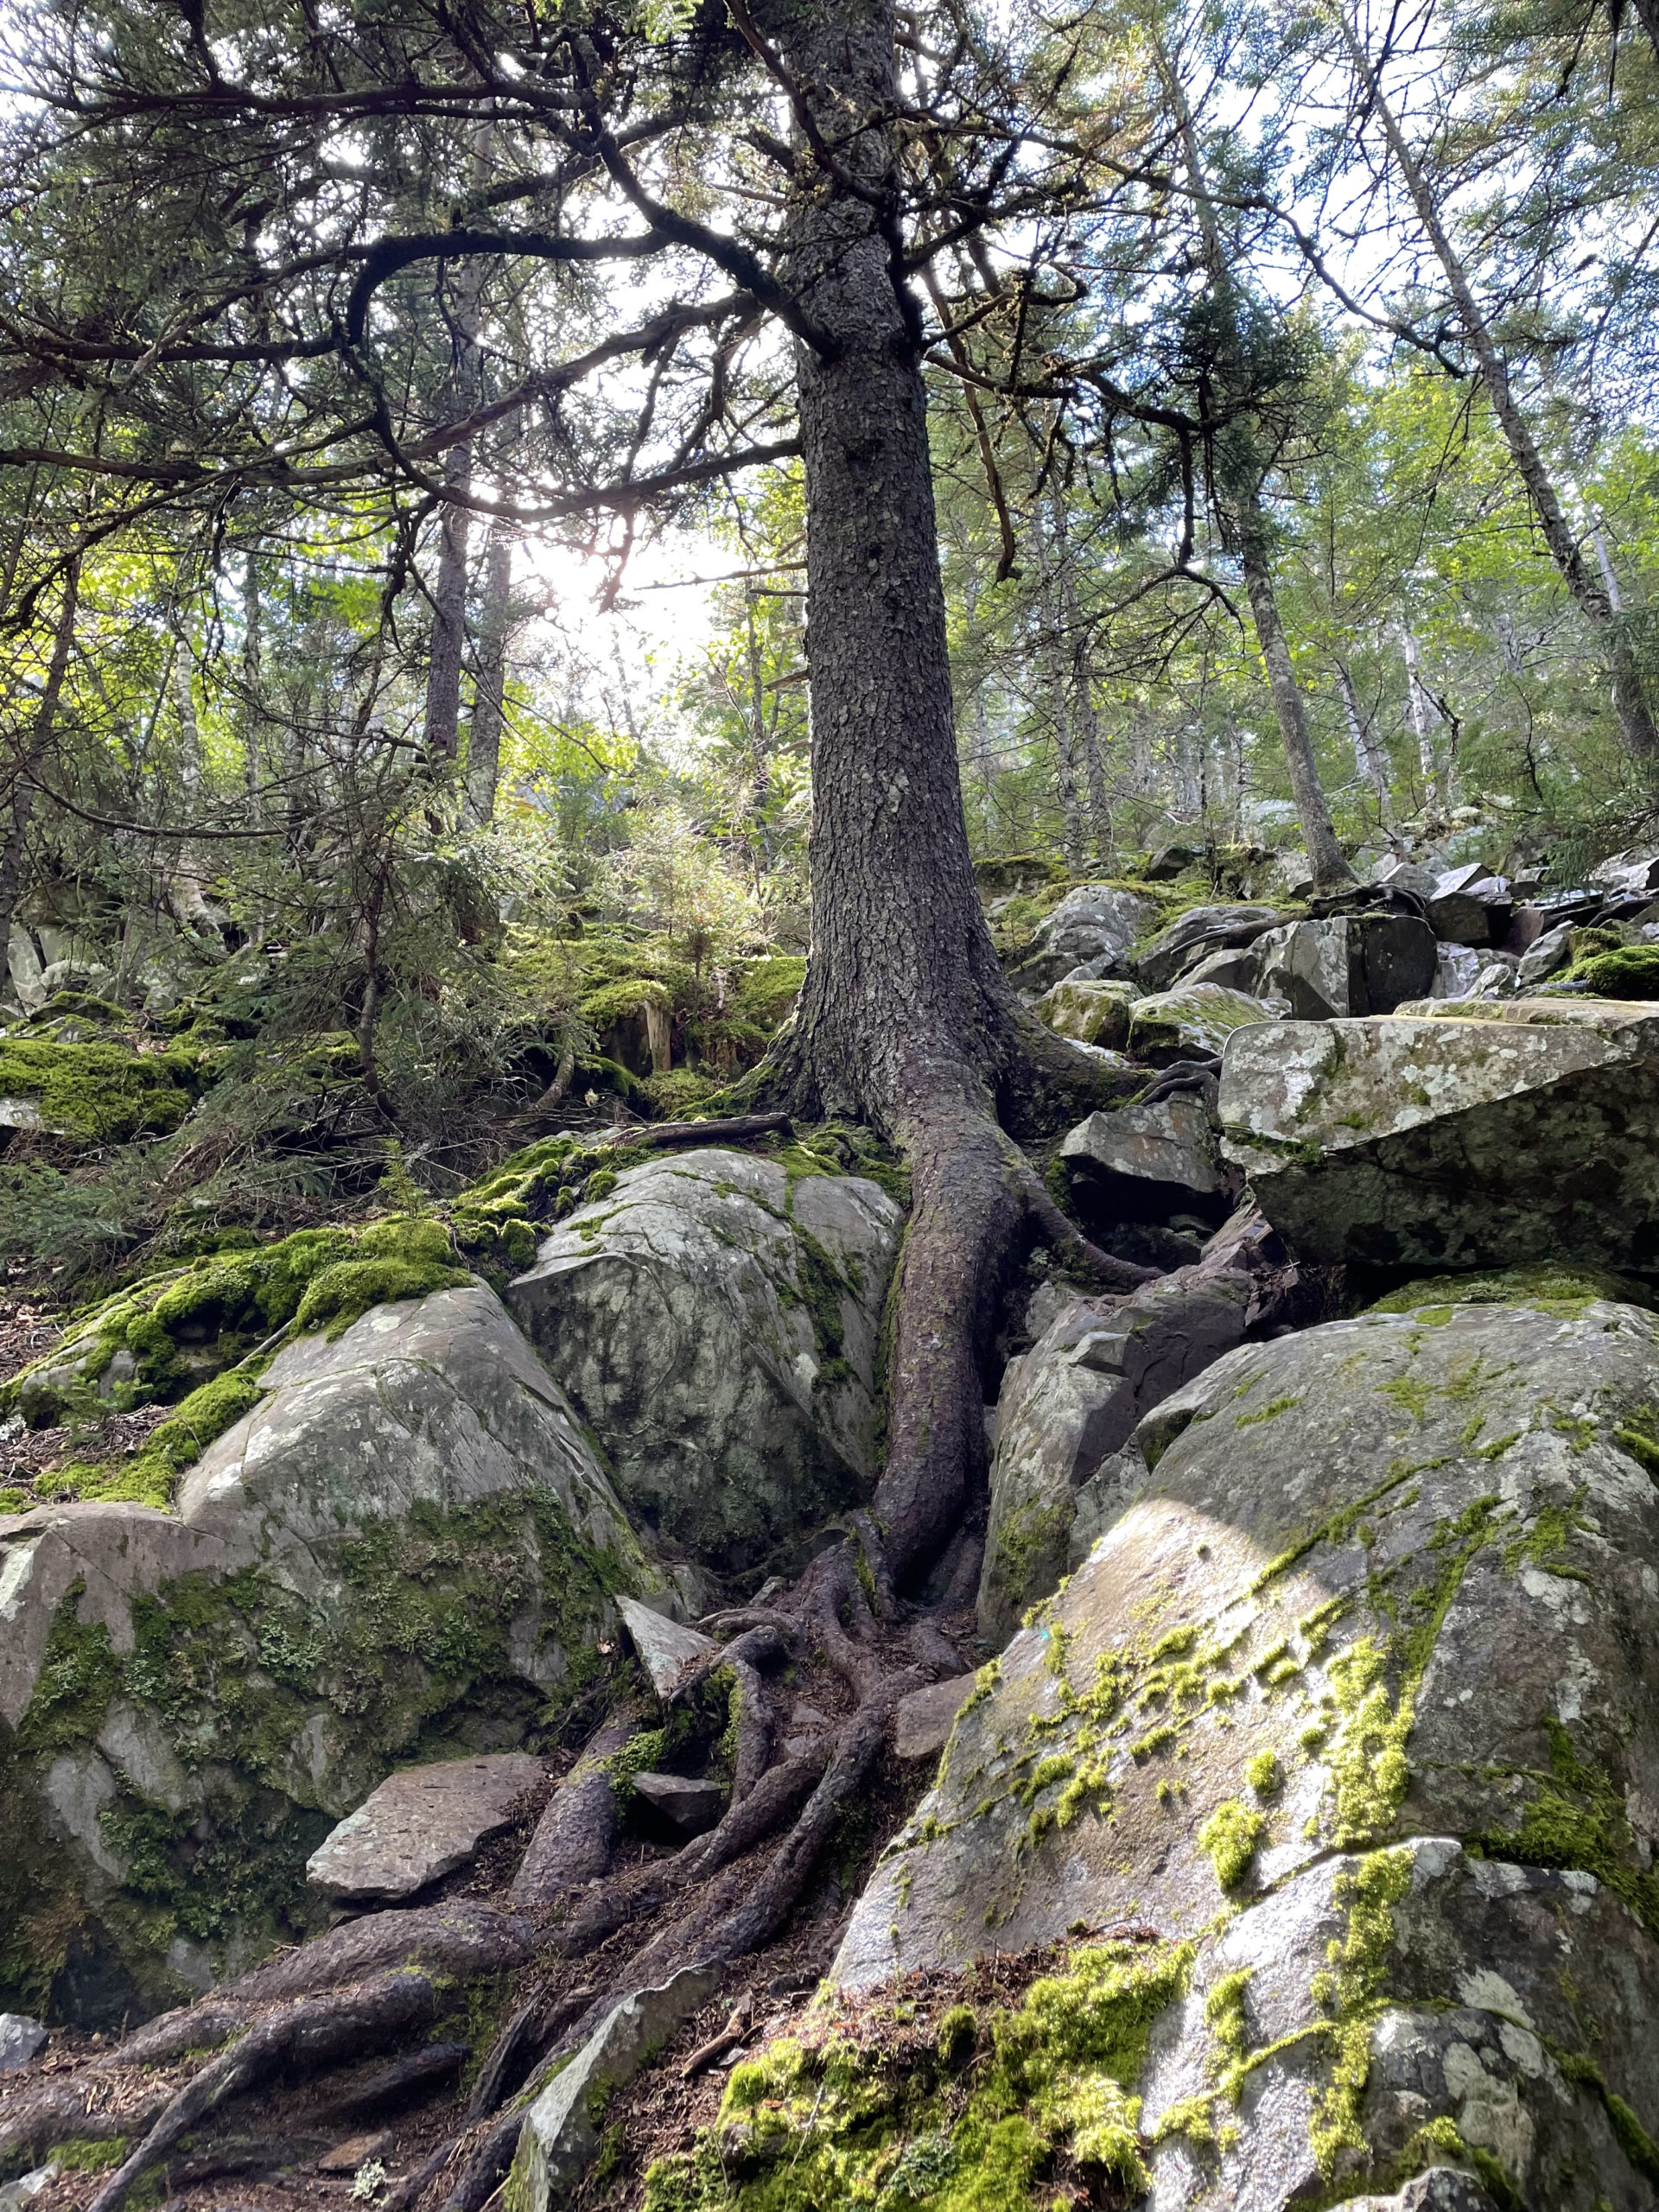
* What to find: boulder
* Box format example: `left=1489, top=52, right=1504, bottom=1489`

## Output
left=1427, top=865, right=1511, bottom=948
left=1433, top=942, right=1482, bottom=1000
left=0, top=1283, right=668, bottom=2024
left=509, top=1149, right=903, bottom=1581
left=1253, top=913, right=1437, bottom=1020
left=1058, top=1096, right=1227, bottom=1221
left=304, top=1753, right=543, bottom=1902
left=1007, top=885, right=1156, bottom=995
left=1172, top=942, right=1266, bottom=995
left=510, top=1965, right=721, bottom=2212
left=894, top=1675, right=975, bottom=1761
left=976, top=1262, right=1253, bottom=1639
left=617, top=1595, right=712, bottom=1700
left=0, top=2015, right=46, bottom=2072
left=1133, top=904, right=1285, bottom=992
left=1127, top=982, right=1267, bottom=1065
left=836, top=1296, right=1659, bottom=2207
left=630, top=1772, right=723, bottom=1834
left=1219, top=998, right=1659, bottom=1272
left=1589, top=848, right=1659, bottom=897
left=1516, top=923, right=1573, bottom=988
left=1033, top=976, right=1140, bottom=1049
left=1370, top=856, right=1438, bottom=901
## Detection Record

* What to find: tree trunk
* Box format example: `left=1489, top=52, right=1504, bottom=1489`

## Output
left=0, top=556, right=79, bottom=959
left=773, top=0, right=1095, bottom=1582
left=1238, top=523, right=1353, bottom=887
left=1333, top=3, right=1659, bottom=764
left=463, top=518, right=513, bottom=825
left=1335, top=656, right=1392, bottom=825
left=1395, top=620, right=1444, bottom=814
left=423, top=445, right=472, bottom=765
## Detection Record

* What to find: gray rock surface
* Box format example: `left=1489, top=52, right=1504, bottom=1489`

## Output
left=1033, top=976, right=1140, bottom=1048
left=1427, top=865, right=1511, bottom=947
left=1007, top=885, right=1156, bottom=995
left=1516, top=922, right=1573, bottom=988
left=631, top=1772, right=724, bottom=1834
left=836, top=1296, right=1659, bottom=2208
left=304, top=1753, right=543, bottom=1901
left=1058, top=1095, right=1225, bottom=1218
left=0, top=2015, right=47, bottom=2072
left=976, top=1262, right=1253, bottom=1639
left=511, top=1965, right=721, bottom=2211
left=1128, top=981, right=1268, bottom=1064
left=510, top=1150, right=903, bottom=1580
left=617, top=1595, right=712, bottom=1699
left=1134, top=904, right=1286, bottom=991
left=894, top=1675, right=975, bottom=1761
left=0, top=1284, right=668, bottom=2023
left=1253, top=912, right=1437, bottom=1019
left=1220, top=998, right=1659, bottom=1270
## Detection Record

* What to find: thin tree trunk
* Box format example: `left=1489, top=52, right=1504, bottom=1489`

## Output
left=1396, top=620, right=1445, bottom=814
left=463, top=518, right=513, bottom=826
left=168, top=659, right=222, bottom=940
left=1051, top=488, right=1111, bottom=867
left=1158, top=39, right=1354, bottom=886
left=1333, top=3, right=1659, bottom=763
left=1239, top=525, right=1353, bottom=885
left=1335, top=656, right=1391, bottom=824
left=1033, top=507, right=1084, bottom=874
left=0, top=556, right=79, bottom=958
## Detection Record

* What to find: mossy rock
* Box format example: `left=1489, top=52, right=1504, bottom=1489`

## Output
left=1370, top=1264, right=1659, bottom=1319
left=1565, top=944, right=1659, bottom=998
left=0, top=1038, right=196, bottom=1143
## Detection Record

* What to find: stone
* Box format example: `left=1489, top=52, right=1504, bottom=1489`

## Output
left=1058, top=1096, right=1226, bottom=1220
left=834, top=1296, right=1659, bottom=2206
left=1589, top=847, right=1659, bottom=896
left=510, top=1965, right=721, bottom=2211
left=1433, top=942, right=1482, bottom=1000
left=617, top=1595, right=713, bottom=1699
left=894, top=1675, right=975, bottom=1762
left=1516, top=922, right=1573, bottom=988
left=1127, top=982, right=1267, bottom=1065
left=0, top=2170, right=59, bottom=2212
left=630, top=1772, right=724, bottom=1834
left=976, top=1265, right=1253, bottom=1639
left=304, top=1753, right=543, bottom=1902
left=1007, top=885, right=1156, bottom=995
left=1033, top=976, right=1140, bottom=1049
left=1220, top=998, right=1659, bottom=1272
left=1427, top=866, right=1511, bottom=948
left=4, top=929, right=45, bottom=1013
left=317, top=2132, right=393, bottom=2176
left=1133, top=904, right=1285, bottom=991
left=0, top=2014, right=47, bottom=2071
left=1253, top=913, right=1437, bottom=1020
left=1, top=1284, right=671, bottom=2024
left=509, top=1149, right=903, bottom=1580
left=1370, top=856, right=1438, bottom=900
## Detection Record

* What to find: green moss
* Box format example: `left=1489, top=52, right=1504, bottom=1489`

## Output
left=1245, top=1749, right=1281, bottom=1797
left=292, top=1216, right=469, bottom=1338
left=1473, top=1716, right=1659, bottom=1942
left=640, top=1935, right=1192, bottom=2212
left=16, top=1584, right=120, bottom=1753
left=1235, top=1395, right=1300, bottom=1429
left=1565, top=944, right=1659, bottom=998
left=73, top=1369, right=269, bottom=1510
left=1369, top=1265, right=1658, bottom=1318
left=1307, top=1847, right=1413, bottom=2178
left=0, top=1037, right=196, bottom=1143
left=1197, top=1800, right=1264, bottom=1890
left=98, top=1780, right=330, bottom=1949
left=732, top=955, right=806, bottom=1031
left=601, top=1727, right=669, bottom=1809
left=47, top=2139, right=129, bottom=2172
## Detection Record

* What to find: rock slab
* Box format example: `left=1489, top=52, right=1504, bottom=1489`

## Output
left=0, top=2014, right=46, bottom=2072
left=305, top=1753, right=543, bottom=1901
left=894, top=1675, right=974, bottom=1762
left=1059, top=1095, right=1225, bottom=1216
left=512, top=1965, right=721, bottom=2211
left=1220, top=997, right=1659, bottom=1271
left=617, top=1595, right=712, bottom=1699
left=631, top=1772, right=724, bottom=1834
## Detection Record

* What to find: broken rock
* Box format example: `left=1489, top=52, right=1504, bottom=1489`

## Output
left=1033, top=976, right=1140, bottom=1049
left=1127, top=981, right=1267, bottom=1065
left=1220, top=997, right=1659, bottom=1271
left=1058, top=1094, right=1226, bottom=1219
left=1132, top=904, right=1285, bottom=991
left=893, top=1675, right=975, bottom=1762
left=305, top=1753, right=543, bottom=1902
left=630, top=1772, right=724, bottom=1834
left=616, top=1595, right=713, bottom=1700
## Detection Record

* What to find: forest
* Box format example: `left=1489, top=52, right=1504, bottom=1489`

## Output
left=3, top=0, right=1659, bottom=2208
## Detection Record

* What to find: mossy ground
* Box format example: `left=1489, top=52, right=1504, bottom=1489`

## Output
left=0, top=1035, right=198, bottom=1143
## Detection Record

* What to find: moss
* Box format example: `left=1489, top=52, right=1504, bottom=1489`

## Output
left=1368, top=1265, right=1658, bottom=1318
left=98, top=1780, right=331, bottom=1950
left=292, top=1216, right=469, bottom=1338
left=641, top=1935, right=1192, bottom=2212
left=1197, top=1800, right=1264, bottom=1890
left=0, top=1037, right=196, bottom=1143
left=1472, top=1716, right=1659, bottom=1942
left=1306, top=1847, right=1413, bottom=2179
left=47, top=2139, right=129, bottom=2172
left=1564, top=944, right=1659, bottom=997
left=1235, top=1394, right=1300, bottom=1429
left=72, top=1369, right=269, bottom=1511
left=1245, top=1749, right=1281, bottom=1797
left=16, top=1585, right=120, bottom=1753
left=602, top=1726, right=670, bottom=1809
left=732, top=955, right=806, bottom=1031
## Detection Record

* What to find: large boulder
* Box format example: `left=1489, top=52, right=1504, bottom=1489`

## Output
left=976, top=1262, right=1253, bottom=1640
left=1033, top=976, right=1140, bottom=1049
left=508, top=1149, right=903, bottom=1581
left=1134, top=904, right=1286, bottom=991
left=1427, top=865, right=1512, bottom=948
left=0, top=1283, right=667, bottom=2026
left=1007, top=885, right=1156, bottom=995
left=837, top=1294, right=1659, bottom=2208
left=1219, top=997, right=1659, bottom=1272
left=1253, top=912, right=1437, bottom=1019
left=1058, top=1096, right=1228, bottom=1223
left=1128, top=981, right=1267, bottom=1064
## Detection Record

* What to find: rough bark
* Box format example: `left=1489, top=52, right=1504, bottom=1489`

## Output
left=1334, top=2, right=1659, bottom=764
left=463, top=517, right=513, bottom=821
left=1335, top=654, right=1392, bottom=825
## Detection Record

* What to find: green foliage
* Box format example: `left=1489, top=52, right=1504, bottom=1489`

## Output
left=1370, top=1266, right=1658, bottom=1317
left=1565, top=944, right=1659, bottom=998
left=0, top=1038, right=196, bottom=1143
left=16, top=1584, right=119, bottom=1753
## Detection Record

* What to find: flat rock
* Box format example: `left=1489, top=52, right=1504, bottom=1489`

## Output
left=835, top=1297, right=1659, bottom=2205
left=306, top=1754, right=543, bottom=1901
left=510, top=1150, right=902, bottom=1580
left=1133, top=904, right=1285, bottom=991
left=894, top=1675, right=974, bottom=1761
left=617, top=1595, right=712, bottom=1699
left=0, top=2015, right=46, bottom=2072
left=630, top=1772, right=724, bottom=1834
left=1059, top=1095, right=1225, bottom=1216
left=1220, top=997, right=1659, bottom=1270
left=317, top=2133, right=392, bottom=2176
left=511, top=1965, right=721, bottom=2211
left=1127, top=981, right=1267, bottom=1064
